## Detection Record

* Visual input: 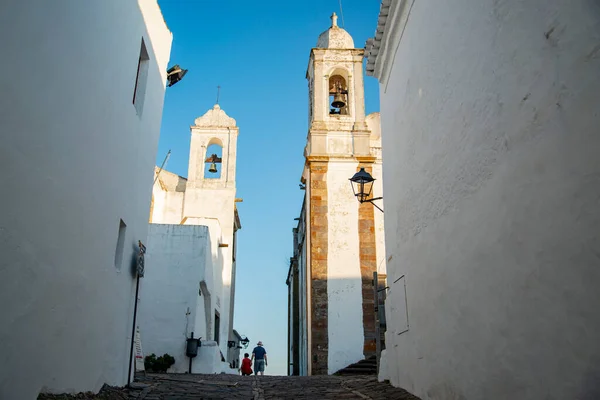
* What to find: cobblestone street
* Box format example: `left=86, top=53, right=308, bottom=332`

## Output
left=39, top=373, right=420, bottom=400
left=127, top=374, right=421, bottom=400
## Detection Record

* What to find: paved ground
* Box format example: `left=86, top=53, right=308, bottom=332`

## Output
left=39, top=373, right=421, bottom=400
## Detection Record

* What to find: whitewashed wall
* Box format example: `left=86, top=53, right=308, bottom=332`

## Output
left=139, top=222, right=233, bottom=374
left=139, top=224, right=210, bottom=373
left=326, top=161, right=365, bottom=374
left=151, top=188, right=185, bottom=224
left=0, top=1, right=171, bottom=398
left=186, top=217, right=228, bottom=360
left=372, top=1, right=600, bottom=399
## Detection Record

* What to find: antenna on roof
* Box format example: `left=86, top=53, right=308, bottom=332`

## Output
left=216, top=85, right=221, bottom=105
left=338, top=0, right=346, bottom=28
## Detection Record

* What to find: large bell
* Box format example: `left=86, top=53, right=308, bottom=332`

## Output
left=208, top=162, right=218, bottom=173
left=331, top=92, right=346, bottom=109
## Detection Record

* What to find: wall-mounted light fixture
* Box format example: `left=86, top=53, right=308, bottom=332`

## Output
left=239, top=336, right=250, bottom=349
left=167, top=64, right=188, bottom=87
left=349, top=168, right=383, bottom=213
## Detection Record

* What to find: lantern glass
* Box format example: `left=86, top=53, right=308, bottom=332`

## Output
left=349, top=168, right=375, bottom=203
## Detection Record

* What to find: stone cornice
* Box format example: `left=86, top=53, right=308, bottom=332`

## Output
left=311, top=48, right=365, bottom=58
left=190, top=125, right=239, bottom=133
left=365, top=0, right=414, bottom=88
left=304, top=155, right=378, bottom=166
left=307, top=48, right=365, bottom=76
left=356, top=155, right=377, bottom=164
left=306, top=155, right=330, bottom=163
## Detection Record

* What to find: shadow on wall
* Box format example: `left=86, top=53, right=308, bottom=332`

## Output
left=580, top=359, right=600, bottom=400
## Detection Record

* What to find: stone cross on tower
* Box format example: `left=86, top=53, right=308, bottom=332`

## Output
left=331, top=12, right=338, bottom=27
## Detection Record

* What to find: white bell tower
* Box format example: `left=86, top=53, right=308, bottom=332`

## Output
left=183, top=104, right=238, bottom=230
left=305, top=12, right=370, bottom=158
left=186, top=104, right=238, bottom=191
left=301, top=13, right=384, bottom=376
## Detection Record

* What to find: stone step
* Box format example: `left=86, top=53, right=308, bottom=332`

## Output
left=334, top=356, right=378, bottom=376
left=351, top=362, right=377, bottom=368
left=356, top=359, right=377, bottom=366
left=335, top=367, right=377, bottom=375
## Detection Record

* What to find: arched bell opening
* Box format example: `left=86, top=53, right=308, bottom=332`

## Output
left=328, top=75, right=349, bottom=116
left=204, top=142, right=223, bottom=179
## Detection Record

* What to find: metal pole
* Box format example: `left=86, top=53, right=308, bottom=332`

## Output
left=127, top=274, right=141, bottom=387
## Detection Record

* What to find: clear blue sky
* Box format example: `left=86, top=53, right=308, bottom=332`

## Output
left=157, top=0, right=381, bottom=375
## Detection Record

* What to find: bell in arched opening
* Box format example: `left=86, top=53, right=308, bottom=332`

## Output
left=328, top=76, right=349, bottom=115
left=331, top=90, right=346, bottom=109
left=205, top=153, right=222, bottom=174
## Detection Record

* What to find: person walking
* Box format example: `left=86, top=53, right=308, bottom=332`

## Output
left=240, top=353, right=253, bottom=376
left=251, top=341, right=267, bottom=376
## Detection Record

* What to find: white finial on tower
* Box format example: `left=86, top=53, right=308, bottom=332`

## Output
left=331, top=12, right=338, bottom=27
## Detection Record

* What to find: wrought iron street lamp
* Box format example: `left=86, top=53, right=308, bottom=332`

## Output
left=239, top=336, right=250, bottom=349
left=349, top=168, right=384, bottom=213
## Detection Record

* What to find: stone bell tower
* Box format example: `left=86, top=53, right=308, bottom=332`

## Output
left=302, top=13, right=385, bottom=375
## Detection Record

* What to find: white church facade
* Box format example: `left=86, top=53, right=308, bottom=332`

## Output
left=287, top=13, right=386, bottom=376
left=138, top=104, right=243, bottom=374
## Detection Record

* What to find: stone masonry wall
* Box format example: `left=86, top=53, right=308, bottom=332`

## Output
left=358, top=162, right=377, bottom=357
left=310, top=161, right=329, bottom=375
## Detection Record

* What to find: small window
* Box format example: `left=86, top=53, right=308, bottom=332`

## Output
left=133, top=38, right=150, bottom=115
left=114, top=219, right=127, bottom=270
left=214, top=312, right=221, bottom=344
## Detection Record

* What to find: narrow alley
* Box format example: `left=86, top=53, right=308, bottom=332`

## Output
left=3, top=0, right=599, bottom=399
left=40, top=374, right=420, bottom=400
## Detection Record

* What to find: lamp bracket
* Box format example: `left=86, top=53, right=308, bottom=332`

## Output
left=360, top=197, right=384, bottom=213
